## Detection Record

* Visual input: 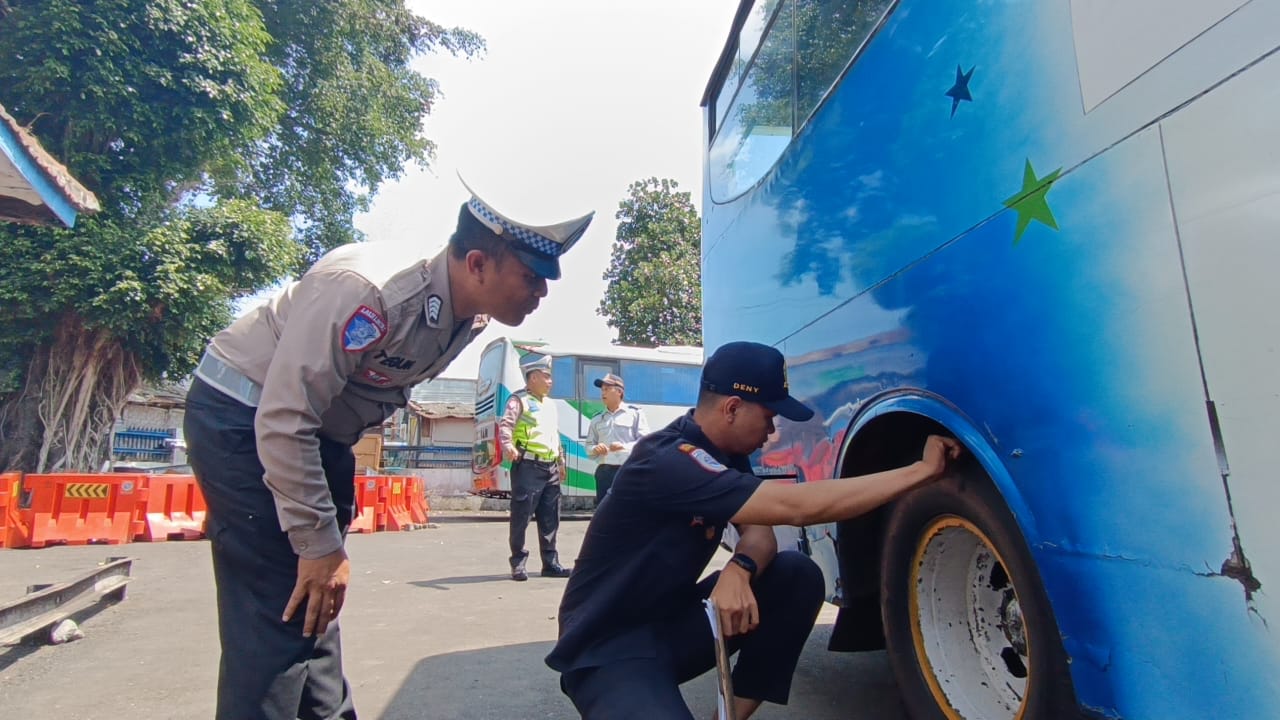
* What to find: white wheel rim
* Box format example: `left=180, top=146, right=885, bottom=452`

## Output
left=909, top=516, right=1030, bottom=720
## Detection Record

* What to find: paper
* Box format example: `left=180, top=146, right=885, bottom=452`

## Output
left=703, top=599, right=737, bottom=720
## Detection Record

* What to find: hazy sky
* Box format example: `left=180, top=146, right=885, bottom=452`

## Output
left=351, top=0, right=741, bottom=378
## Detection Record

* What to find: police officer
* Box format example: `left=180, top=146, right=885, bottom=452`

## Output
left=585, top=372, right=648, bottom=502
left=546, top=341, right=963, bottom=720
left=499, top=354, right=572, bottom=581
left=183, top=178, right=592, bottom=720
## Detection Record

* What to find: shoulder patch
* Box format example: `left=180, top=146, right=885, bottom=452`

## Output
left=342, top=305, right=387, bottom=352
left=426, top=294, right=443, bottom=325
left=679, top=443, right=727, bottom=473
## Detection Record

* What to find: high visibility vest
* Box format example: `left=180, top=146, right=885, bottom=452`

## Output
left=512, top=390, right=560, bottom=461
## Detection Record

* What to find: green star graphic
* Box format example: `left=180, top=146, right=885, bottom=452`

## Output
left=1003, top=159, right=1062, bottom=243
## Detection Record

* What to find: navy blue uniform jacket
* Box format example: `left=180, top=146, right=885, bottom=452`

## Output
left=545, top=411, right=764, bottom=673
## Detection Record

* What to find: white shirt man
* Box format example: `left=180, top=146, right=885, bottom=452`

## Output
left=586, top=373, right=650, bottom=502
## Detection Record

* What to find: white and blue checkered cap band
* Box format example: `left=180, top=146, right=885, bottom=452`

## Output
left=468, top=197, right=562, bottom=257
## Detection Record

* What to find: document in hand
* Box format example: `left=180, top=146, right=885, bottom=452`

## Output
left=702, top=598, right=737, bottom=720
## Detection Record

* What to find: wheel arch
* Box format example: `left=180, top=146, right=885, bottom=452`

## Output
left=825, top=389, right=1041, bottom=652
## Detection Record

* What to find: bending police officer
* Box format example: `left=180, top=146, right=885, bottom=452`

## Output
left=585, top=372, right=648, bottom=502
left=184, top=179, right=592, bottom=720
left=499, top=354, right=572, bottom=581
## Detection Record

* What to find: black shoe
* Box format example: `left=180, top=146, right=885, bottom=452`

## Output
left=541, top=565, right=572, bottom=578
left=512, top=568, right=528, bottom=582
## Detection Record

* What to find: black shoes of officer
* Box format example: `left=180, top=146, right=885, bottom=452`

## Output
left=512, top=567, right=528, bottom=582
left=541, top=565, right=572, bottom=578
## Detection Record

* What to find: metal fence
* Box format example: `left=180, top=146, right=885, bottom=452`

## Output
left=112, top=427, right=176, bottom=462
left=382, top=445, right=470, bottom=470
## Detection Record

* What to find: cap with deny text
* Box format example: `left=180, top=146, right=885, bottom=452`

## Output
left=700, top=341, right=814, bottom=422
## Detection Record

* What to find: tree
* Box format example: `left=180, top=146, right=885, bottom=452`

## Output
left=0, top=0, right=482, bottom=472
left=598, top=178, right=701, bottom=347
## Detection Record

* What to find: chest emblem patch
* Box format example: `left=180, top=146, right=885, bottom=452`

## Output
left=342, top=305, right=386, bottom=352
left=679, top=443, right=727, bottom=473
left=427, top=294, right=443, bottom=325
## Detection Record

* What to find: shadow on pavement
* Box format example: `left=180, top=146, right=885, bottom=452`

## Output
left=376, top=626, right=907, bottom=720
left=408, top=574, right=513, bottom=590
left=378, top=640, right=572, bottom=720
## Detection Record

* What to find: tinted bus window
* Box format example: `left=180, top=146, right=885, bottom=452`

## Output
left=709, top=0, right=794, bottom=201
left=550, top=355, right=575, bottom=399
left=796, top=0, right=894, bottom=124
left=619, top=361, right=701, bottom=405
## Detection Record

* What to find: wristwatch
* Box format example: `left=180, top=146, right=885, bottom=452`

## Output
left=728, top=552, right=758, bottom=580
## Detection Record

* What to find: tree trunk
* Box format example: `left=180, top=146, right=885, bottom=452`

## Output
left=0, top=316, right=139, bottom=473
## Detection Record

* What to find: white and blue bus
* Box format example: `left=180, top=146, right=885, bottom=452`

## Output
left=472, top=337, right=702, bottom=498
left=701, top=1, right=1278, bottom=718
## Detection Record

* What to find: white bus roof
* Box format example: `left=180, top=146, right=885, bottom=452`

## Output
left=509, top=339, right=703, bottom=365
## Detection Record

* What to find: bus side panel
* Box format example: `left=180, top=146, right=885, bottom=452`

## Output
left=472, top=340, right=521, bottom=495
left=1161, top=50, right=1280, bottom=634
left=702, top=1, right=1280, bottom=716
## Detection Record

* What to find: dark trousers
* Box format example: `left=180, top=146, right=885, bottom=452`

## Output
left=184, top=377, right=358, bottom=720
left=593, top=464, right=621, bottom=503
left=561, top=551, right=825, bottom=719
left=508, top=459, right=562, bottom=570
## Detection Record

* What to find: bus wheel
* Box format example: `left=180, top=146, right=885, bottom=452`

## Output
left=879, top=472, right=1074, bottom=720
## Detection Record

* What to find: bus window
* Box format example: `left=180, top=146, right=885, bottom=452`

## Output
left=796, top=0, right=894, bottom=125
left=579, top=361, right=618, bottom=401
left=716, top=1, right=777, bottom=129
left=550, top=355, right=575, bottom=399
left=620, top=361, right=701, bottom=406
left=578, top=360, right=619, bottom=438
left=709, top=0, right=795, bottom=201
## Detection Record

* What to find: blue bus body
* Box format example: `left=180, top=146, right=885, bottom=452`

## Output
left=701, top=1, right=1279, bottom=717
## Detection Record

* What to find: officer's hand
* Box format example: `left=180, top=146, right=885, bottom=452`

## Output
left=920, top=435, right=963, bottom=480
left=283, top=549, right=350, bottom=637
left=710, top=564, right=759, bottom=637
left=591, top=443, right=608, bottom=457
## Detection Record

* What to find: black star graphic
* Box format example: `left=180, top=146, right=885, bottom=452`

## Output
left=945, top=65, right=975, bottom=118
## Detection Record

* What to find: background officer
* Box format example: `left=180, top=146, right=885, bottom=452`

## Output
left=585, top=372, right=649, bottom=502
left=184, top=178, right=592, bottom=720
left=499, top=354, right=572, bottom=581
left=546, top=341, right=962, bottom=720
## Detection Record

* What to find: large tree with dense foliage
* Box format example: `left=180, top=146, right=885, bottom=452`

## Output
left=0, top=0, right=482, bottom=472
left=598, top=178, right=701, bottom=348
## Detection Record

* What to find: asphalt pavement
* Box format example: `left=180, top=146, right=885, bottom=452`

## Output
left=0, top=512, right=907, bottom=719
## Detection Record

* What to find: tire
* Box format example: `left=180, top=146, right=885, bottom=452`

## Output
left=880, top=470, right=1076, bottom=720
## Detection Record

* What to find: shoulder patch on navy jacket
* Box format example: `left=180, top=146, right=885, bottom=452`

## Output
left=678, top=443, right=727, bottom=473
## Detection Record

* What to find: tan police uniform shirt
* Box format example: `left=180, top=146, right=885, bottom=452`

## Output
left=205, top=245, right=488, bottom=558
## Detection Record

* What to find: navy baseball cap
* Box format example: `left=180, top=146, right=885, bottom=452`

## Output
left=700, top=342, right=814, bottom=421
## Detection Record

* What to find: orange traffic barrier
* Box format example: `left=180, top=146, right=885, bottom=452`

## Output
left=406, top=476, right=430, bottom=525
left=137, top=474, right=206, bottom=541
left=381, top=476, right=416, bottom=531
left=12, top=474, right=147, bottom=548
left=348, top=475, right=386, bottom=534
left=0, top=472, right=24, bottom=548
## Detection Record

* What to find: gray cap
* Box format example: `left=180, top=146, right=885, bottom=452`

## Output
left=520, top=354, right=553, bottom=377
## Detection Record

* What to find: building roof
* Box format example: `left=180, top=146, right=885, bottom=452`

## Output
left=0, top=102, right=100, bottom=227
left=408, top=377, right=476, bottom=419
left=407, top=400, right=474, bottom=419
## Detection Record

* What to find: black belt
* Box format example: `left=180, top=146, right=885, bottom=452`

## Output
left=520, top=456, right=556, bottom=467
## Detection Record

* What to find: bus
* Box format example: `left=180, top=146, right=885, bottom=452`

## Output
left=700, top=2, right=1279, bottom=718
left=471, top=337, right=702, bottom=499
